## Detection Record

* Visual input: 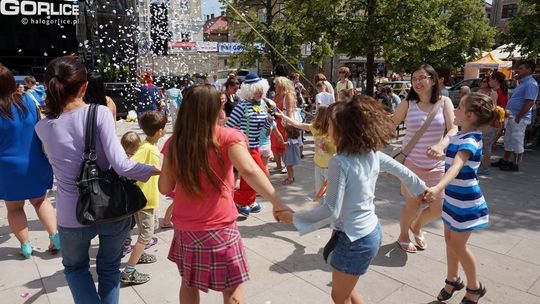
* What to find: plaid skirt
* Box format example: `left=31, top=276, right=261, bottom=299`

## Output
left=168, top=222, right=250, bottom=292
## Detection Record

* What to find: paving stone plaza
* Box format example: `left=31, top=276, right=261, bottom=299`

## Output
left=1, top=121, right=539, bottom=303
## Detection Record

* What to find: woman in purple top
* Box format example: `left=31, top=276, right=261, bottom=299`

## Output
left=35, top=56, right=158, bottom=304
left=0, top=64, right=59, bottom=259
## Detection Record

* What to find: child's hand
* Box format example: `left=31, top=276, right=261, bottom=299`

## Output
left=426, top=145, right=445, bottom=160
left=424, top=186, right=442, bottom=204
left=275, top=210, right=294, bottom=223
left=152, top=166, right=161, bottom=175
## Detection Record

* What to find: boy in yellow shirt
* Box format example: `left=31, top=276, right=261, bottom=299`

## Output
left=121, top=111, right=167, bottom=285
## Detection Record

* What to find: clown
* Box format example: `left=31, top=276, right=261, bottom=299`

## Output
left=226, top=73, right=273, bottom=217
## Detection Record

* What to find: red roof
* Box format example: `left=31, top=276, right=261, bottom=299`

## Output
left=203, top=16, right=228, bottom=35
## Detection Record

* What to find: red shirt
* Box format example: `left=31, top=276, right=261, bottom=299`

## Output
left=496, top=87, right=509, bottom=109
left=162, top=127, right=245, bottom=231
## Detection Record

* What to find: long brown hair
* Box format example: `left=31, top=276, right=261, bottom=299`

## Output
left=44, top=56, right=87, bottom=119
left=0, top=63, right=26, bottom=119
left=168, top=85, right=223, bottom=198
left=331, top=95, right=395, bottom=154
left=312, top=106, right=330, bottom=134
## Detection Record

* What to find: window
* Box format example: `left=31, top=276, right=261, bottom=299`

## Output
left=278, top=3, right=285, bottom=18
left=180, top=0, right=189, bottom=11
left=501, top=4, right=518, bottom=19
left=181, top=32, right=191, bottom=42
left=258, top=8, right=266, bottom=23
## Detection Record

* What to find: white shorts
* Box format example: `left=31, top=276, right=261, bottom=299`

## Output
left=259, top=145, right=272, bottom=158
left=504, top=116, right=531, bottom=154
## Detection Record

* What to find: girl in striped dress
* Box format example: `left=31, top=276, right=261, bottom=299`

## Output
left=425, top=92, right=500, bottom=304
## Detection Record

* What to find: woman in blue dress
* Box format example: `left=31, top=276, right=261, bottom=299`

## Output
left=0, top=64, right=59, bottom=258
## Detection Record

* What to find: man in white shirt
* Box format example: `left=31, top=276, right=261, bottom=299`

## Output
left=212, top=75, right=223, bottom=91
left=314, top=81, right=335, bottom=109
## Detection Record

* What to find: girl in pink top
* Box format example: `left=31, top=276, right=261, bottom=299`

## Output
left=392, top=64, right=458, bottom=253
left=158, top=85, right=291, bottom=303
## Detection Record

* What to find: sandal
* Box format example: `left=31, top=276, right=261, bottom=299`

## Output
left=137, top=252, right=157, bottom=264
left=396, top=241, right=417, bottom=253
left=410, top=228, right=427, bottom=250
left=460, top=283, right=487, bottom=304
left=282, top=177, right=295, bottom=185
left=120, top=269, right=150, bottom=285
left=437, top=277, right=465, bottom=301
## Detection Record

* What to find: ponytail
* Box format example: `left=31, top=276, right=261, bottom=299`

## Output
left=43, top=56, right=87, bottom=119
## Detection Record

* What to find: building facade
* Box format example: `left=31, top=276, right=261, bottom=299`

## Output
left=490, top=0, right=521, bottom=30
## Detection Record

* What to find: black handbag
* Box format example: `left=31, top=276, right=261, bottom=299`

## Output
left=75, top=104, right=147, bottom=225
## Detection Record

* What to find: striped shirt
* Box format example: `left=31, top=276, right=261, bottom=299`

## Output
left=403, top=100, right=446, bottom=169
left=442, top=131, right=489, bottom=232
left=226, top=101, right=272, bottom=148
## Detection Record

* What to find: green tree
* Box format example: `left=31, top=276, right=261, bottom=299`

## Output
left=222, top=0, right=303, bottom=71
left=503, top=0, right=540, bottom=58
left=384, top=0, right=495, bottom=73
left=288, top=0, right=494, bottom=95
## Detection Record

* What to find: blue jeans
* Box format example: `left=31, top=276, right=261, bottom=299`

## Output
left=58, top=218, right=131, bottom=304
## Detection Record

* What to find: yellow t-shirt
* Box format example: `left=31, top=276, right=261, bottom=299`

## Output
left=131, top=140, right=161, bottom=210
left=309, top=125, right=336, bottom=168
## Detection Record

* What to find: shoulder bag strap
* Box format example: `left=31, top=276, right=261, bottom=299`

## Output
left=402, top=97, right=444, bottom=156
left=84, top=104, right=98, bottom=160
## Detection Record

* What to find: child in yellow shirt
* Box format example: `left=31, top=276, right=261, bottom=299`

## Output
left=121, top=111, right=167, bottom=285
left=276, top=106, right=336, bottom=193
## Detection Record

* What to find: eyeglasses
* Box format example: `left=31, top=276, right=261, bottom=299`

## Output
left=411, top=75, right=431, bottom=83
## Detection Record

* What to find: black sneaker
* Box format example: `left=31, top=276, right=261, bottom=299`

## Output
left=491, top=159, right=508, bottom=167
left=500, top=162, right=519, bottom=172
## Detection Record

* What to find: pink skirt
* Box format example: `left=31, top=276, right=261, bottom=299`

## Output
left=401, top=159, right=444, bottom=198
left=168, top=222, right=249, bottom=292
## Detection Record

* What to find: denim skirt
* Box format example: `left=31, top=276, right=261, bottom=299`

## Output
left=330, top=224, right=382, bottom=276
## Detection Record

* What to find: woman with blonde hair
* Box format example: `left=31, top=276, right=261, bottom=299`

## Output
left=271, top=76, right=298, bottom=173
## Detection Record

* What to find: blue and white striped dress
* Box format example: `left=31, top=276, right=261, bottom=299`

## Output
left=442, top=131, right=489, bottom=232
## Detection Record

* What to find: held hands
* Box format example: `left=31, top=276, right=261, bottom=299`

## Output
left=273, top=203, right=294, bottom=223
left=424, top=186, right=442, bottom=204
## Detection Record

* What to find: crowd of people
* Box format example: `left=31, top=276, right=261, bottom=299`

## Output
left=0, top=55, right=538, bottom=304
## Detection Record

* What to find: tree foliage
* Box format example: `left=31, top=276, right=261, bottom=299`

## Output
left=287, top=0, right=493, bottom=94
left=503, top=0, right=540, bottom=58
left=384, top=0, right=495, bottom=72
left=225, top=0, right=494, bottom=94
left=222, top=0, right=303, bottom=71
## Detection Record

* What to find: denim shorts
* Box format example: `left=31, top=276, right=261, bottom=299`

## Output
left=330, top=224, right=382, bottom=276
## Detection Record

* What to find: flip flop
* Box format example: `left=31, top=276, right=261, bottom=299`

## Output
left=396, top=241, right=417, bottom=253
left=410, top=229, right=427, bottom=250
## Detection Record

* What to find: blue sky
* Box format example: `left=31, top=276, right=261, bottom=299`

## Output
left=201, top=0, right=222, bottom=17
